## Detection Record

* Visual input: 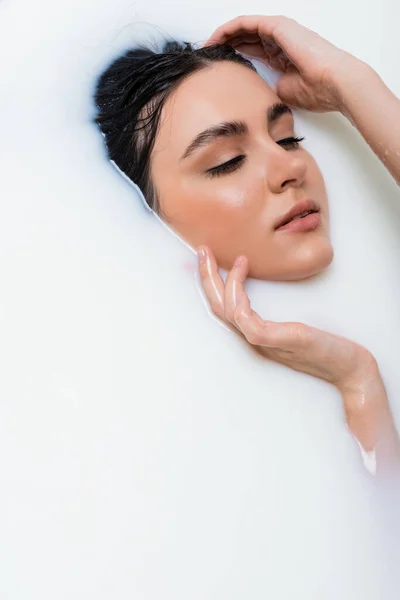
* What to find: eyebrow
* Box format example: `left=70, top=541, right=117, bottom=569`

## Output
left=180, top=102, right=293, bottom=160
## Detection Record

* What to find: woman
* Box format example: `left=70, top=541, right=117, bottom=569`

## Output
left=94, top=15, right=400, bottom=473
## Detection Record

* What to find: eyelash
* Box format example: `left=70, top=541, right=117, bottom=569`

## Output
left=205, top=136, right=306, bottom=178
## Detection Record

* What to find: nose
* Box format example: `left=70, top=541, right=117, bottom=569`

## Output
left=266, top=145, right=307, bottom=194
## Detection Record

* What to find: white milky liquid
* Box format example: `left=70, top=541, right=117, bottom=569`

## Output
left=0, top=0, right=400, bottom=598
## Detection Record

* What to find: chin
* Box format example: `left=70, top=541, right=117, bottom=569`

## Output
left=254, top=239, right=334, bottom=281
left=286, top=239, right=334, bottom=281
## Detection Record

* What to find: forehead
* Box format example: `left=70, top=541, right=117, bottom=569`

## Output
left=152, top=61, right=281, bottom=157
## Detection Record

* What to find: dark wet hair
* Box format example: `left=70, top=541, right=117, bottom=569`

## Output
left=93, top=40, right=256, bottom=214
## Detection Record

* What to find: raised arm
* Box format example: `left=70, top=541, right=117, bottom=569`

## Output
left=333, top=61, right=400, bottom=185
left=207, top=15, right=400, bottom=184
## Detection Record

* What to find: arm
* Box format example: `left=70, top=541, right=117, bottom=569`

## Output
left=198, top=246, right=400, bottom=476
left=339, top=354, right=400, bottom=476
left=333, top=59, right=400, bottom=185
left=207, top=15, right=400, bottom=184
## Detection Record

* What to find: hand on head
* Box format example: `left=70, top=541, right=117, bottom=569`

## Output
left=206, top=15, right=357, bottom=113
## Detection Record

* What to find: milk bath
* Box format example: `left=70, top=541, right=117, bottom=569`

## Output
left=0, top=0, right=400, bottom=598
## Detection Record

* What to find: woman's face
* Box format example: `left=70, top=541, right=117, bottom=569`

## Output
left=150, top=61, right=333, bottom=280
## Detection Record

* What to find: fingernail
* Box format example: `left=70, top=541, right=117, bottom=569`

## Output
left=197, top=247, right=207, bottom=262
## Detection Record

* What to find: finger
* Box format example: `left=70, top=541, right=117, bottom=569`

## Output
left=233, top=291, right=295, bottom=348
left=222, top=34, right=261, bottom=47
left=208, top=15, right=270, bottom=44
left=266, top=53, right=292, bottom=73
left=223, top=255, right=282, bottom=346
left=197, top=246, right=225, bottom=320
left=207, top=15, right=289, bottom=45
left=235, top=44, right=270, bottom=60
left=224, top=255, right=249, bottom=324
left=276, top=68, right=304, bottom=104
left=204, top=34, right=260, bottom=50
left=235, top=302, right=283, bottom=347
left=208, top=17, right=266, bottom=44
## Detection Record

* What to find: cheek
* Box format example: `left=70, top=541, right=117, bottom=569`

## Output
left=160, top=172, right=266, bottom=241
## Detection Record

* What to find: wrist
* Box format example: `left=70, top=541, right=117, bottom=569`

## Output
left=327, top=54, right=376, bottom=115
left=337, top=348, right=380, bottom=394
left=338, top=353, right=392, bottom=451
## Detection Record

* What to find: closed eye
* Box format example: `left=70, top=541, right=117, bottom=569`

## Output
left=204, top=135, right=305, bottom=178
left=277, top=136, right=305, bottom=149
left=205, top=155, right=246, bottom=178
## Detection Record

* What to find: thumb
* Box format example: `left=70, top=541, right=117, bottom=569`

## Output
left=275, top=68, right=303, bottom=105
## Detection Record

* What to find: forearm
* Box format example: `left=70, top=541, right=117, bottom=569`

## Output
left=339, top=363, right=400, bottom=475
left=333, top=59, right=400, bottom=185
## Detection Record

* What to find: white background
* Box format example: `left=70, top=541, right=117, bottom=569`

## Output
left=0, top=0, right=400, bottom=598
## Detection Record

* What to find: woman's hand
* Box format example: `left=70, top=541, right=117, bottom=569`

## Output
left=197, top=246, right=400, bottom=471
left=206, top=15, right=360, bottom=113
left=207, top=15, right=400, bottom=184
left=197, top=246, right=372, bottom=388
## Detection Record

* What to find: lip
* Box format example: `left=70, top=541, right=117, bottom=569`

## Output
left=274, top=199, right=321, bottom=232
